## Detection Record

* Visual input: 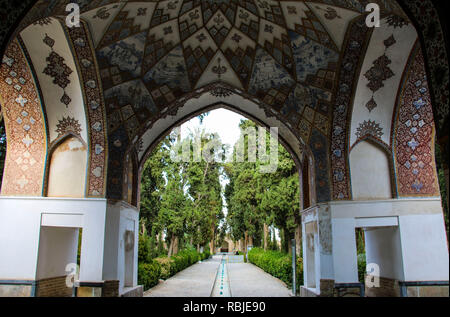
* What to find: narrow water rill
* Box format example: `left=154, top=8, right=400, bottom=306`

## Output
left=211, top=256, right=231, bottom=297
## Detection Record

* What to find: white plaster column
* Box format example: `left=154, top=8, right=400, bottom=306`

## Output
left=331, top=218, right=359, bottom=283
left=102, top=200, right=139, bottom=294
left=0, top=197, right=107, bottom=283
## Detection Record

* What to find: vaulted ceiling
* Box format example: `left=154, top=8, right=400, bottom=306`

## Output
left=13, top=1, right=412, bottom=146
left=1, top=0, right=448, bottom=201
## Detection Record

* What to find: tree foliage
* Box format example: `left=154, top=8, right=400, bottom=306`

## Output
left=225, top=120, right=300, bottom=253
left=139, top=126, right=225, bottom=256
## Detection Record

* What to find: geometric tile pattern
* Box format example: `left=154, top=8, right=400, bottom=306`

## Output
left=401, top=0, right=449, bottom=135
left=394, top=43, right=439, bottom=197
left=0, top=39, right=47, bottom=196
left=1, top=0, right=446, bottom=203
left=331, top=17, right=373, bottom=200
left=97, top=2, right=157, bottom=49
left=83, top=1, right=353, bottom=147
left=283, top=3, right=339, bottom=52
left=65, top=20, right=108, bottom=197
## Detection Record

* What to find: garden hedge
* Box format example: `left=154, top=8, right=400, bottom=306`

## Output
left=138, top=261, right=161, bottom=290
left=138, top=247, right=211, bottom=291
left=247, top=247, right=303, bottom=292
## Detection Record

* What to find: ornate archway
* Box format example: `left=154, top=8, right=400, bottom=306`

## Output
left=0, top=0, right=448, bottom=297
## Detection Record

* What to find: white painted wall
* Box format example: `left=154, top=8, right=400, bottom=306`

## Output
left=365, top=226, right=404, bottom=280
left=301, top=198, right=449, bottom=292
left=399, top=214, right=449, bottom=281
left=305, top=222, right=316, bottom=288
left=350, top=19, right=418, bottom=147
left=0, top=197, right=106, bottom=282
left=36, top=227, right=79, bottom=279
left=47, top=137, right=88, bottom=198
left=102, top=201, right=139, bottom=294
left=350, top=141, right=392, bottom=200
left=332, top=218, right=359, bottom=283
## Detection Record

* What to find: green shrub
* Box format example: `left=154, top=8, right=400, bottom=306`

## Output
left=201, top=249, right=211, bottom=260
left=138, top=234, right=152, bottom=263
left=154, top=248, right=203, bottom=280
left=154, top=256, right=174, bottom=280
left=248, top=247, right=303, bottom=292
left=138, top=261, right=161, bottom=291
left=357, top=253, right=366, bottom=283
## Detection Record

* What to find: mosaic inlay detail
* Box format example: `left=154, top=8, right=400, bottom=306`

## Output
left=394, top=44, right=439, bottom=197
left=42, top=33, right=73, bottom=107
left=331, top=17, right=372, bottom=200
left=0, top=0, right=446, bottom=203
left=0, top=39, right=47, bottom=196
left=65, top=20, right=108, bottom=197
left=363, top=34, right=396, bottom=112
left=55, top=116, right=82, bottom=138
left=355, top=120, right=383, bottom=140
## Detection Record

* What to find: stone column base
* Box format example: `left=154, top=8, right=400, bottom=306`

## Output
left=365, top=276, right=400, bottom=297
left=121, top=285, right=143, bottom=297
left=36, top=276, right=73, bottom=297
left=406, top=285, right=449, bottom=297
left=102, top=280, right=119, bottom=297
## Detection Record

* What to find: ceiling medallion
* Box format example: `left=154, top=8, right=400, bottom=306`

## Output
left=210, top=85, right=233, bottom=98
left=356, top=120, right=384, bottom=139
left=212, top=58, right=227, bottom=79
left=365, top=96, right=377, bottom=112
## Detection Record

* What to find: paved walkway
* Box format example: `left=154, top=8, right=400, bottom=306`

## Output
left=143, top=256, right=220, bottom=297
left=143, top=255, right=292, bottom=297
left=228, top=262, right=293, bottom=297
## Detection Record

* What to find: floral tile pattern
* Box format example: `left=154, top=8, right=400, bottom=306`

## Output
left=0, top=0, right=447, bottom=202
left=394, top=44, right=439, bottom=197
left=0, top=39, right=47, bottom=196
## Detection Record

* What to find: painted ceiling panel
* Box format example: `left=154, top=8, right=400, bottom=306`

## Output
left=20, top=18, right=88, bottom=144
left=350, top=17, right=418, bottom=148
left=81, top=3, right=126, bottom=48
left=97, top=1, right=158, bottom=48
left=307, top=3, right=360, bottom=51
left=13, top=0, right=422, bottom=153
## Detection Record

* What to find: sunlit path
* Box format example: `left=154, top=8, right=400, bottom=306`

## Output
left=228, top=263, right=292, bottom=297
left=143, top=256, right=220, bottom=297
left=143, top=255, right=292, bottom=297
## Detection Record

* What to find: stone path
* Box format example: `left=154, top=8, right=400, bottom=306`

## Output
left=143, top=256, right=220, bottom=297
left=228, top=262, right=293, bottom=297
left=143, top=255, right=292, bottom=297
